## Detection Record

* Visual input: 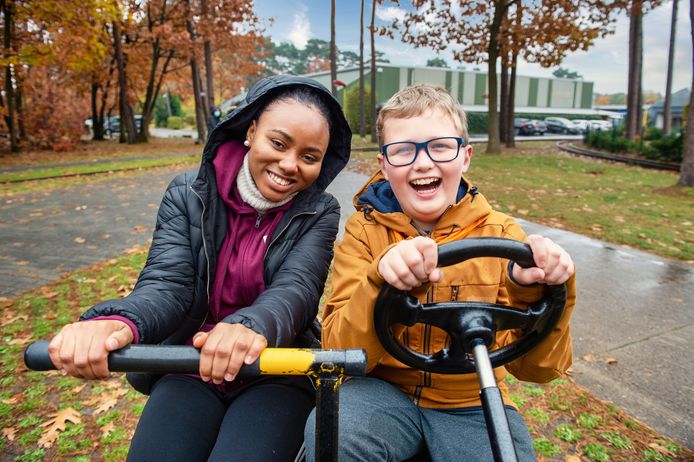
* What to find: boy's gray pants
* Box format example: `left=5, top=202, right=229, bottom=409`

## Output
left=304, top=376, right=536, bottom=462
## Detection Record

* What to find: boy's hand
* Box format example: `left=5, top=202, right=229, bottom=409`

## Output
left=48, top=320, right=134, bottom=380
left=512, top=235, right=575, bottom=286
left=378, top=236, right=442, bottom=291
left=193, top=323, right=267, bottom=385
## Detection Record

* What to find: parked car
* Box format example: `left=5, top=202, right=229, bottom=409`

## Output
left=544, top=117, right=581, bottom=134
left=588, top=120, right=612, bottom=131
left=514, top=118, right=546, bottom=136
left=571, top=119, right=591, bottom=134
left=105, top=115, right=144, bottom=135
left=84, top=115, right=144, bottom=137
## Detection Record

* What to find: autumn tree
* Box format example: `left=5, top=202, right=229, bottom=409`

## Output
left=359, top=0, right=366, bottom=138
left=0, top=0, right=115, bottom=150
left=369, top=0, right=379, bottom=142
left=663, top=0, right=679, bottom=135
left=679, top=0, right=694, bottom=186
left=625, top=0, right=664, bottom=140
left=330, top=0, right=337, bottom=96
left=386, top=0, right=623, bottom=154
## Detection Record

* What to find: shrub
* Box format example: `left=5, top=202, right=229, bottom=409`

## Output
left=167, top=116, right=183, bottom=130
left=649, top=132, right=683, bottom=162
left=344, top=83, right=373, bottom=136
left=184, top=114, right=196, bottom=127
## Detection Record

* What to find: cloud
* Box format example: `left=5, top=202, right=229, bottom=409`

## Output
left=289, top=5, right=311, bottom=49
left=377, top=6, right=407, bottom=22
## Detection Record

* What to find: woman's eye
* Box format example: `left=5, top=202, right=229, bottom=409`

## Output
left=271, top=139, right=285, bottom=149
left=302, top=154, right=319, bottom=163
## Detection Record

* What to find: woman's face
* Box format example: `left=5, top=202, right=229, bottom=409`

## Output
left=245, top=99, right=330, bottom=202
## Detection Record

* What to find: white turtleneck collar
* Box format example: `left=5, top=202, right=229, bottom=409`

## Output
left=235, top=154, right=297, bottom=213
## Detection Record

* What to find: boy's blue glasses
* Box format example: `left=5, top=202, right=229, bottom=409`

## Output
left=381, top=136, right=466, bottom=167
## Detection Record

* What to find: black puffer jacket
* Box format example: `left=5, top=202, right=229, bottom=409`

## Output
left=82, top=75, right=351, bottom=393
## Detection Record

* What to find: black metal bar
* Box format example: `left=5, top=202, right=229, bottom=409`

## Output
left=473, top=343, right=518, bottom=462
left=315, top=374, right=340, bottom=462
left=23, top=340, right=366, bottom=377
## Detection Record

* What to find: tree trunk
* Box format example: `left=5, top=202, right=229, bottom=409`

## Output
left=626, top=0, right=643, bottom=141
left=330, top=0, right=337, bottom=96
left=201, top=0, right=215, bottom=111
left=500, top=60, right=509, bottom=143
left=185, top=0, right=206, bottom=143
left=3, top=0, right=19, bottom=152
left=15, top=79, right=26, bottom=141
left=486, top=1, right=506, bottom=154
left=369, top=0, right=377, bottom=143
left=678, top=0, right=694, bottom=186
left=663, top=0, right=678, bottom=135
left=91, top=81, right=105, bottom=141
left=506, top=49, right=517, bottom=148
left=113, top=20, right=136, bottom=144
left=359, top=0, right=365, bottom=138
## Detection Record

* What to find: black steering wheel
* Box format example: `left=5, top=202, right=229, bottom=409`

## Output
left=374, top=238, right=567, bottom=374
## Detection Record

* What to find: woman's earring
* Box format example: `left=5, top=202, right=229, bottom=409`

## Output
left=243, top=139, right=250, bottom=147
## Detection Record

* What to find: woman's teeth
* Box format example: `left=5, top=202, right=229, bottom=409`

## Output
left=269, top=171, right=291, bottom=186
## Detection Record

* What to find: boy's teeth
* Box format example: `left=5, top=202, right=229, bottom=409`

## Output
left=269, top=172, right=291, bottom=186
left=411, top=178, right=438, bottom=185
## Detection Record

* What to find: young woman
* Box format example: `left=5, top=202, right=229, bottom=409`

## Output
left=47, top=75, right=351, bottom=461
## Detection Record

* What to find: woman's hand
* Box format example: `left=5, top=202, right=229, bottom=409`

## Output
left=377, top=236, right=442, bottom=291
left=512, top=235, right=575, bottom=286
left=193, top=323, right=267, bottom=384
left=48, top=320, right=134, bottom=380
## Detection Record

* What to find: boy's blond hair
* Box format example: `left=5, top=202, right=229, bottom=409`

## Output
left=376, top=84, right=468, bottom=147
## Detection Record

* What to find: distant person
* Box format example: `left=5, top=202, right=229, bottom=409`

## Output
left=304, top=84, right=576, bottom=461
left=46, top=75, right=351, bottom=461
left=207, top=105, right=222, bottom=138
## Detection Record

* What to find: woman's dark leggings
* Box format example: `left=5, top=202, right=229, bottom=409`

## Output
left=127, top=374, right=315, bottom=462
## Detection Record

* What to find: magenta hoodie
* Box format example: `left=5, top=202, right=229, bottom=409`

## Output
left=206, top=139, right=292, bottom=331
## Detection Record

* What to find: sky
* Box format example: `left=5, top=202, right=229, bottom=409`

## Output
left=253, top=0, right=692, bottom=96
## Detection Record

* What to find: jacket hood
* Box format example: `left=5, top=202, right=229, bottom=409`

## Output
left=202, top=75, right=352, bottom=195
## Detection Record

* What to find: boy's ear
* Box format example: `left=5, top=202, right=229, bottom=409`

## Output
left=460, top=144, right=473, bottom=173
left=377, top=153, right=389, bottom=180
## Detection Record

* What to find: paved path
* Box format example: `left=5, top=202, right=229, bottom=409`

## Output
left=1, top=166, right=692, bottom=448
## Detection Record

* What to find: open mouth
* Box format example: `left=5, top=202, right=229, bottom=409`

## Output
left=268, top=171, right=293, bottom=187
left=410, top=177, right=441, bottom=194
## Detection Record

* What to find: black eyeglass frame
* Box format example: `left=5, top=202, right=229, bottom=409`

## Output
left=380, top=136, right=467, bottom=167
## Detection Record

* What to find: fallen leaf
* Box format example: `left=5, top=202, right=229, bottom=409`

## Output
left=8, top=334, right=33, bottom=346
left=581, top=354, right=596, bottom=363
left=605, top=357, right=618, bottom=365
left=100, top=421, right=116, bottom=438
left=564, top=456, right=581, bottom=462
left=71, top=384, right=86, bottom=394
left=44, top=312, right=57, bottom=320
left=74, top=237, right=86, bottom=244
left=15, top=261, right=29, bottom=266
left=38, top=407, right=81, bottom=448
left=93, top=396, right=118, bottom=415
left=1, top=314, right=28, bottom=327
left=2, top=427, right=16, bottom=441
left=133, top=225, right=148, bottom=232
left=0, top=297, right=13, bottom=308
left=41, top=289, right=58, bottom=298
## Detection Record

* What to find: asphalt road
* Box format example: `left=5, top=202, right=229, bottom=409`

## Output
left=1, top=165, right=692, bottom=449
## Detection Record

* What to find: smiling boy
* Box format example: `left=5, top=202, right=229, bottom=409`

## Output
left=304, top=85, right=577, bottom=461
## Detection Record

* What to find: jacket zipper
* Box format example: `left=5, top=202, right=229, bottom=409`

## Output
left=255, top=214, right=263, bottom=228
left=191, top=186, right=212, bottom=326
left=423, top=287, right=434, bottom=389
left=264, top=210, right=316, bottom=260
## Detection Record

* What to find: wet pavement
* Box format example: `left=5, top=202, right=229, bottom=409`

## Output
left=1, top=166, right=692, bottom=449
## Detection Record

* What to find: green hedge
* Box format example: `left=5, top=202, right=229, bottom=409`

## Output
left=167, top=116, right=183, bottom=130
left=344, top=83, right=372, bottom=136
left=584, top=128, right=683, bottom=163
